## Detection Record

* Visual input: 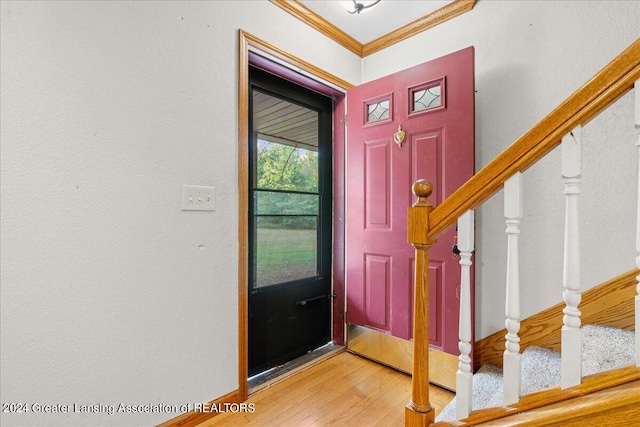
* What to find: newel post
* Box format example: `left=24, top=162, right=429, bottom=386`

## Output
left=405, top=180, right=436, bottom=427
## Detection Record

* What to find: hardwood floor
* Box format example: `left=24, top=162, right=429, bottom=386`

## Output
left=196, top=351, right=454, bottom=427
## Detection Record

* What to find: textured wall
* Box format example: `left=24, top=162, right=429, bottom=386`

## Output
left=0, top=1, right=359, bottom=426
left=362, top=0, right=640, bottom=339
left=2, top=1, right=638, bottom=425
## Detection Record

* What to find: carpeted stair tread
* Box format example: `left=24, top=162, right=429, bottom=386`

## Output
left=582, top=324, right=634, bottom=376
left=435, top=324, right=635, bottom=422
left=521, top=346, right=561, bottom=395
left=436, top=365, right=503, bottom=422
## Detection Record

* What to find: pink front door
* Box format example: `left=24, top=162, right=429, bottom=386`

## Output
left=346, top=47, right=475, bottom=360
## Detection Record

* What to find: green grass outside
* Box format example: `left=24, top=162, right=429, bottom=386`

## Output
left=256, top=227, right=317, bottom=287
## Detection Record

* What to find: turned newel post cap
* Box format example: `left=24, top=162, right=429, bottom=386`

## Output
left=412, top=179, right=433, bottom=197
left=412, top=179, right=433, bottom=207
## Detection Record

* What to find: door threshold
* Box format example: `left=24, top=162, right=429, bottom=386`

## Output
left=248, top=343, right=344, bottom=395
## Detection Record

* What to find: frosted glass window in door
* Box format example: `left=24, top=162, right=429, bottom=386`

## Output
left=413, top=85, right=442, bottom=112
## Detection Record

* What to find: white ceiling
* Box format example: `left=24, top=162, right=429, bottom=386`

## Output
left=298, top=0, right=454, bottom=45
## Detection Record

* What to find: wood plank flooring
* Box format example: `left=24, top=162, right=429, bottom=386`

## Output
left=196, top=351, right=454, bottom=427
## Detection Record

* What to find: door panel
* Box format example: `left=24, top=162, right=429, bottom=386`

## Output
left=411, top=130, right=442, bottom=205
left=346, top=47, right=474, bottom=387
left=428, top=261, right=443, bottom=347
left=365, top=254, right=390, bottom=329
left=248, top=66, right=333, bottom=377
left=365, top=139, right=391, bottom=229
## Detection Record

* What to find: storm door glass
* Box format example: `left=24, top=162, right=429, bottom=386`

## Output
left=251, top=90, right=321, bottom=288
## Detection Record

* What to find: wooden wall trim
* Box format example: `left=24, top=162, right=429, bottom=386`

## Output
left=241, top=30, right=354, bottom=90
left=156, top=389, right=242, bottom=427
left=474, top=268, right=638, bottom=369
left=270, top=0, right=362, bottom=57
left=269, top=0, right=476, bottom=58
left=362, top=0, right=477, bottom=57
left=237, top=30, right=250, bottom=403
left=428, top=40, right=640, bottom=241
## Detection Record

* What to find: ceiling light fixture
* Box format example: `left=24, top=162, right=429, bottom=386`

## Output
left=340, top=0, right=381, bottom=14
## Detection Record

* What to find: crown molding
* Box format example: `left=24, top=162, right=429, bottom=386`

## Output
left=363, top=0, right=476, bottom=56
left=270, top=0, right=476, bottom=58
left=270, top=0, right=363, bottom=56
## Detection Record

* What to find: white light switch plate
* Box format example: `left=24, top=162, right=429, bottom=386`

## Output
left=182, top=185, right=215, bottom=211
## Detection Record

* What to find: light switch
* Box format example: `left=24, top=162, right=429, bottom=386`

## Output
left=182, top=185, right=215, bottom=211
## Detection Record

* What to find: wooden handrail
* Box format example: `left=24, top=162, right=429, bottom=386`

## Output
left=428, top=38, right=640, bottom=241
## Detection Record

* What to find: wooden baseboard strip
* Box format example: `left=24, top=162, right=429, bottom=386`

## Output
left=156, top=389, right=242, bottom=427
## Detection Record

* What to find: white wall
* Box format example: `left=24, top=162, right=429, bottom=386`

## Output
left=0, top=1, right=359, bottom=426
left=2, top=1, right=638, bottom=425
left=363, top=0, right=640, bottom=338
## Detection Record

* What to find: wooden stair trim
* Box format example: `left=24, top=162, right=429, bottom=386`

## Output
left=434, top=365, right=640, bottom=426
left=475, top=268, right=638, bottom=369
left=427, top=39, right=640, bottom=241
left=473, top=380, right=640, bottom=426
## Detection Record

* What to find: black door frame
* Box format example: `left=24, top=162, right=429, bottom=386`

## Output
left=247, top=65, right=334, bottom=376
left=238, top=30, right=352, bottom=400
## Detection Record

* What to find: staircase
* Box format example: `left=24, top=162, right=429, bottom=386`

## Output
left=436, top=324, right=636, bottom=422
left=404, top=39, right=640, bottom=426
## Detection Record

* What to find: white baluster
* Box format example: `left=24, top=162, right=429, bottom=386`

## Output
left=635, top=79, right=640, bottom=367
left=561, top=125, right=582, bottom=388
left=504, top=173, right=522, bottom=405
left=456, top=210, right=474, bottom=420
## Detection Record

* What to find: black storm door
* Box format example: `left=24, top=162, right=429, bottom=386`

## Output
left=248, top=65, right=333, bottom=377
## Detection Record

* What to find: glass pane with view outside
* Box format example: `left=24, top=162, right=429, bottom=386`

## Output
left=254, top=137, right=319, bottom=288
